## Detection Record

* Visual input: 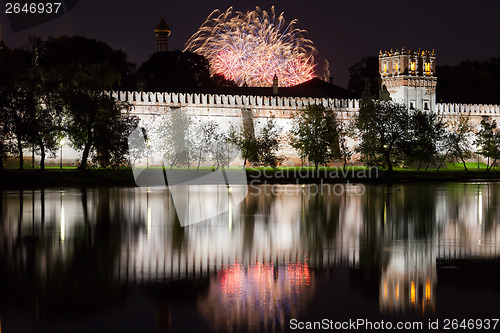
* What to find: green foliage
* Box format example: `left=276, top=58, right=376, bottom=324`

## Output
left=475, top=119, right=500, bottom=170
left=228, top=122, right=258, bottom=168
left=137, top=51, right=232, bottom=91
left=194, top=120, right=220, bottom=170
left=33, top=36, right=139, bottom=170
left=0, top=44, right=64, bottom=170
left=354, top=99, right=411, bottom=171
left=229, top=117, right=284, bottom=168
left=348, top=56, right=380, bottom=98
left=406, top=111, right=445, bottom=170
left=290, top=104, right=340, bottom=170
left=157, top=110, right=194, bottom=169
left=336, top=119, right=353, bottom=171
left=64, top=91, right=136, bottom=170
left=35, top=35, right=136, bottom=90
left=255, top=118, right=284, bottom=168
left=440, top=115, right=474, bottom=171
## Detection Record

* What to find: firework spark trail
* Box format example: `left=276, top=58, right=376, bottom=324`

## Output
left=185, top=6, right=328, bottom=87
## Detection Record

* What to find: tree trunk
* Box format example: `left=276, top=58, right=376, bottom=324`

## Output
left=197, top=146, right=203, bottom=171
left=437, top=151, right=448, bottom=171
left=79, top=141, right=92, bottom=171
left=487, top=157, right=498, bottom=171
left=38, top=137, right=46, bottom=171
left=0, top=142, right=4, bottom=171
left=384, top=152, right=393, bottom=172
left=242, top=156, right=247, bottom=170
left=459, top=154, right=468, bottom=171
left=425, top=160, right=431, bottom=171
left=17, top=136, right=23, bottom=170
left=417, top=159, right=422, bottom=171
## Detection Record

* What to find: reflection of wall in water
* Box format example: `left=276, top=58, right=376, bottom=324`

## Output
left=380, top=243, right=437, bottom=314
left=2, top=185, right=500, bottom=286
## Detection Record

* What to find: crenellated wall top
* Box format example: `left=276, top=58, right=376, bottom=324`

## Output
left=110, top=91, right=360, bottom=111
left=109, top=91, right=500, bottom=116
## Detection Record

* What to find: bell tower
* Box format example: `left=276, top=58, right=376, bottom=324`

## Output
left=154, top=11, right=171, bottom=52
left=379, top=48, right=436, bottom=111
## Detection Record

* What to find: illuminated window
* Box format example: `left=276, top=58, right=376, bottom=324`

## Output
left=394, top=62, right=399, bottom=72
left=410, top=61, right=416, bottom=73
left=383, top=62, right=388, bottom=74
left=425, top=62, right=431, bottom=74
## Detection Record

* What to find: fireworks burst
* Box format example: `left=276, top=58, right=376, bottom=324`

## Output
left=184, top=6, right=328, bottom=87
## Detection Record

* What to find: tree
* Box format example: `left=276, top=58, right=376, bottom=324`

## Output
left=407, top=110, right=445, bottom=170
left=212, top=130, right=230, bottom=170
left=290, top=104, right=339, bottom=171
left=23, top=43, right=65, bottom=170
left=35, top=36, right=138, bottom=170
left=336, top=118, right=353, bottom=172
left=439, top=115, right=474, bottom=171
left=255, top=117, right=284, bottom=168
left=194, top=120, right=220, bottom=170
left=475, top=119, right=500, bottom=171
left=37, top=35, right=136, bottom=91
left=228, top=122, right=258, bottom=169
left=64, top=89, right=135, bottom=170
left=157, top=110, right=193, bottom=169
left=137, top=51, right=228, bottom=91
left=354, top=99, right=411, bottom=171
left=348, top=56, right=380, bottom=98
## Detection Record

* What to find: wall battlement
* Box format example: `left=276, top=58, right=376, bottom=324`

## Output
left=111, top=91, right=500, bottom=118
left=111, top=91, right=360, bottom=112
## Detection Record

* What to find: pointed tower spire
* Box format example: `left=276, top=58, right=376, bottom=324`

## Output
left=154, top=4, right=170, bottom=52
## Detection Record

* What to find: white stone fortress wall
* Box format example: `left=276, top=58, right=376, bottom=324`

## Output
left=32, top=89, right=500, bottom=167
left=117, top=91, right=360, bottom=166
left=111, top=90, right=500, bottom=166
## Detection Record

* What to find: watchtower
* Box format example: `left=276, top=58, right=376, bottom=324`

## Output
left=379, top=48, right=436, bottom=111
left=155, top=13, right=171, bottom=52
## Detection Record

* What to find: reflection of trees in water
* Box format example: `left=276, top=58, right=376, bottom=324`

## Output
left=355, top=184, right=439, bottom=304
left=0, top=188, right=146, bottom=318
left=2, top=183, right=500, bottom=326
left=198, top=259, right=314, bottom=333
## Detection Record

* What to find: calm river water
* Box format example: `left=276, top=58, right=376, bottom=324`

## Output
left=1, top=183, right=500, bottom=332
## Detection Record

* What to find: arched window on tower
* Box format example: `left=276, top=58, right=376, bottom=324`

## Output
left=382, top=62, right=388, bottom=75
left=424, top=62, right=431, bottom=75
left=410, top=61, right=416, bottom=74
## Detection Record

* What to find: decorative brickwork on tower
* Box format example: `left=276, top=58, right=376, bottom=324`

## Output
left=379, top=48, right=437, bottom=111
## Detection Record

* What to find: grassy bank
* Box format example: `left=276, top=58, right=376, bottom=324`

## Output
left=1, top=164, right=500, bottom=188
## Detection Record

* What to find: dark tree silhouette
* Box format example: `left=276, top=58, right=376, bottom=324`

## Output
left=137, top=50, right=235, bottom=91
left=348, top=56, right=380, bottom=98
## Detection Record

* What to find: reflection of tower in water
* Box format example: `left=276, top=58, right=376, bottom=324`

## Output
left=198, top=258, right=314, bottom=333
left=380, top=242, right=436, bottom=314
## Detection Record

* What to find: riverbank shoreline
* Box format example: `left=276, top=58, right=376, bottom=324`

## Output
left=1, top=167, right=500, bottom=189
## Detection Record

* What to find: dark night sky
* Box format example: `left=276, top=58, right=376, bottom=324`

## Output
left=1, top=0, right=500, bottom=88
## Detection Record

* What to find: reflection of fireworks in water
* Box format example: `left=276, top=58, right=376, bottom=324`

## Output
left=185, top=6, right=328, bottom=87
left=198, top=259, right=314, bottom=333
